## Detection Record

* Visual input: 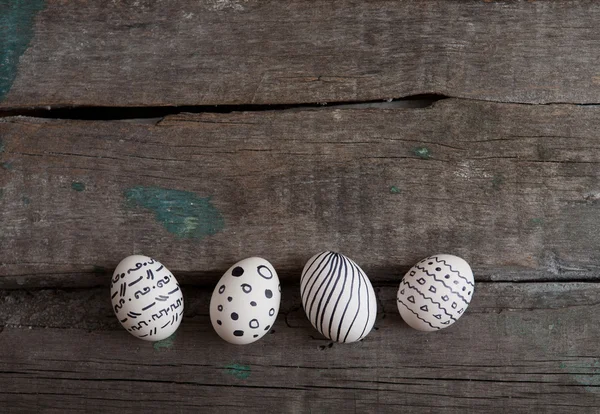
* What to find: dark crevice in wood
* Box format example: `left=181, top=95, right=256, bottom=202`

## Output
left=0, top=94, right=447, bottom=120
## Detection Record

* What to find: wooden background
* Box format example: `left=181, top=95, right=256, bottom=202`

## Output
left=1, top=0, right=600, bottom=412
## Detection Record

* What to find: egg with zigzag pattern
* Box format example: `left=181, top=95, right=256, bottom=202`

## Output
left=397, top=254, right=474, bottom=331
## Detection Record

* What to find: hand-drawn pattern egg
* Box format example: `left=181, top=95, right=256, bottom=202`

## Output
left=300, top=251, right=377, bottom=343
left=210, top=257, right=281, bottom=345
left=110, top=255, right=183, bottom=341
left=397, top=254, right=474, bottom=331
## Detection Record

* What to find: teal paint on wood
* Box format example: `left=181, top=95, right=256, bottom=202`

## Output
left=530, top=218, right=544, bottom=226
left=412, top=146, right=431, bottom=160
left=561, top=359, right=600, bottom=393
left=71, top=182, right=85, bottom=192
left=153, top=333, right=176, bottom=351
left=0, top=0, right=46, bottom=101
left=224, top=363, right=251, bottom=379
left=389, top=186, right=401, bottom=194
left=491, top=174, right=505, bottom=190
left=124, top=186, right=225, bottom=239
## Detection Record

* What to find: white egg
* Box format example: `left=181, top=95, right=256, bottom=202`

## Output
left=397, top=254, right=474, bottom=331
left=300, top=251, right=377, bottom=343
left=210, top=257, right=281, bottom=345
left=110, top=255, right=183, bottom=341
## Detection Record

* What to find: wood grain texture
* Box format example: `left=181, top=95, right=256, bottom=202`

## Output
left=0, top=283, right=599, bottom=413
left=2, top=99, right=600, bottom=287
left=2, top=0, right=600, bottom=107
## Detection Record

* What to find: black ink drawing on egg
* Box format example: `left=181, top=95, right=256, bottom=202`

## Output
left=257, top=265, right=273, bottom=279
left=209, top=257, right=281, bottom=345
left=300, top=251, right=377, bottom=343
left=111, top=255, right=183, bottom=342
left=396, top=254, right=474, bottom=331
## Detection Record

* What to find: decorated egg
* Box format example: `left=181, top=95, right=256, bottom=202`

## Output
left=210, top=257, right=281, bottom=345
left=300, top=251, right=377, bottom=343
left=110, top=255, right=183, bottom=341
left=397, top=254, right=474, bottom=331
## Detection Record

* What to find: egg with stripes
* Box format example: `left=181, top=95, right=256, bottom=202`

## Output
left=397, top=254, right=474, bottom=331
left=110, top=255, right=184, bottom=341
left=210, top=257, right=281, bottom=345
left=300, top=251, right=377, bottom=343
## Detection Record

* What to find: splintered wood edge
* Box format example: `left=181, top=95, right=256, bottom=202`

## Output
left=1, top=1, right=600, bottom=107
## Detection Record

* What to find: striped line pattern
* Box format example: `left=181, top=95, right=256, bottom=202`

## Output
left=397, top=254, right=474, bottom=331
left=300, top=251, right=377, bottom=343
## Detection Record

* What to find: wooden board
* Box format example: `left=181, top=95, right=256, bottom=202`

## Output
left=3, top=0, right=600, bottom=107
left=0, top=282, right=599, bottom=412
left=2, top=99, right=600, bottom=287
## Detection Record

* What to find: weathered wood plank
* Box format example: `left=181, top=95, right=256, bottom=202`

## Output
left=2, top=0, right=600, bottom=107
left=0, top=283, right=599, bottom=412
left=2, top=100, right=600, bottom=287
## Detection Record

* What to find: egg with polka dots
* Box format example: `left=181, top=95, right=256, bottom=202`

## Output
left=397, top=254, right=474, bottom=331
left=210, top=257, right=281, bottom=345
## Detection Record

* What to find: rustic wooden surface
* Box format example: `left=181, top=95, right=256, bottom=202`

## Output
left=2, top=0, right=600, bottom=107
left=2, top=100, right=600, bottom=287
left=0, top=283, right=599, bottom=413
left=2, top=0, right=600, bottom=411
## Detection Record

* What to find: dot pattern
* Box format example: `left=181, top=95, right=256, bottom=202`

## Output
left=210, top=257, right=281, bottom=345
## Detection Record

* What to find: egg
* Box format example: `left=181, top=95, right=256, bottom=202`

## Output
left=300, top=251, right=377, bottom=343
left=397, top=254, right=474, bottom=331
left=110, top=255, right=183, bottom=341
left=210, top=257, right=281, bottom=345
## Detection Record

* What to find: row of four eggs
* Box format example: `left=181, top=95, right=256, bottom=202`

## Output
left=111, top=252, right=475, bottom=344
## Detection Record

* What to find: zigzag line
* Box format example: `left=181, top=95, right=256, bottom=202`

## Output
left=402, top=281, right=457, bottom=321
left=432, top=257, right=475, bottom=287
left=397, top=298, right=440, bottom=330
left=415, top=264, right=437, bottom=278
left=415, top=265, right=470, bottom=305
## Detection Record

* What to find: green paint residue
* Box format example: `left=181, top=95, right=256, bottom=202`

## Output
left=124, top=186, right=224, bottom=239
left=491, top=174, right=504, bottom=190
left=225, top=363, right=251, bottom=379
left=412, top=146, right=431, bottom=160
left=71, top=181, right=85, bottom=192
left=22, top=196, right=30, bottom=205
left=0, top=0, right=46, bottom=101
left=1, top=162, right=13, bottom=170
left=0, top=188, right=3, bottom=199
left=561, top=359, right=600, bottom=393
left=153, top=333, right=176, bottom=351
left=0, top=138, right=4, bottom=153
left=530, top=218, right=544, bottom=226
left=389, top=186, right=401, bottom=194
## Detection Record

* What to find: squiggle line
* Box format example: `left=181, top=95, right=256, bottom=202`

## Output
left=402, top=280, right=457, bottom=321
left=432, top=257, right=475, bottom=287
left=415, top=265, right=470, bottom=304
left=397, top=298, right=439, bottom=329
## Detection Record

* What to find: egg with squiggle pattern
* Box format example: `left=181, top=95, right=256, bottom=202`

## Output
left=397, top=254, right=474, bottom=331
left=111, top=255, right=183, bottom=341
left=210, top=257, right=281, bottom=345
left=300, top=251, right=377, bottom=343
